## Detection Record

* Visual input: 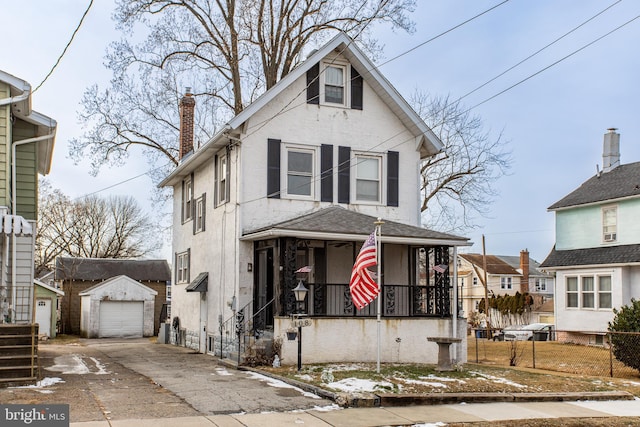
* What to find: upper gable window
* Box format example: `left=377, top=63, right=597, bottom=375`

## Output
left=324, top=65, right=345, bottom=105
left=355, top=155, right=380, bottom=203
left=286, top=148, right=314, bottom=198
left=217, top=154, right=229, bottom=205
left=602, top=205, right=617, bottom=243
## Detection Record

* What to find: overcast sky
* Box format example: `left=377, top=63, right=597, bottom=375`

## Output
left=2, top=0, right=639, bottom=263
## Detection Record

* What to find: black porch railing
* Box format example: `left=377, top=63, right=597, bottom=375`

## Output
left=305, top=283, right=452, bottom=317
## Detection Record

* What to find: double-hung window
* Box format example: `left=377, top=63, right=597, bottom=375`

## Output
left=598, top=276, right=612, bottom=309
left=603, top=205, right=617, bottom=242
left=287, top=148, right=314, bottom=197
left=566, top=277, right=579, bottom=307
left=581, top=276, right=595, bottom=308
left=195, top=196, right=205, bottom=233
left=535, top=278, right=547, bottom=292
left=324, top=65, right=345, bottom=105
left=500, top=277, right=512, bottom=290
left=355, top=155, right=380, bottom=202
left=177, top=250, right=190, bottom=284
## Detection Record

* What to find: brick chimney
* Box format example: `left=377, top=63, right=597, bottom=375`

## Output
left=179, top=88, right=195, bottom=160
left=519, top=249, right=529, bottom=293
left=602, top=128, right=620, bottom=173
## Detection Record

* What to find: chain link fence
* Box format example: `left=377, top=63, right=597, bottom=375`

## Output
left=468, top=329, right=640, bottom=378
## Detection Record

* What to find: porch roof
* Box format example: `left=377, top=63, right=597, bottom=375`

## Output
left=241, top=206, right=470, bottom=246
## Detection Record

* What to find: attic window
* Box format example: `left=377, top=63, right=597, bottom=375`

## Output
left=324, top=66, right=344, bottom=104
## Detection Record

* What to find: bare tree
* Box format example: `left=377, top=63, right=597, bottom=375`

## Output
left=36, top=181, right=162, bottom=275
left=70, top=0, right=416, bottom=180
left=412, top=92, right=512, bottom=233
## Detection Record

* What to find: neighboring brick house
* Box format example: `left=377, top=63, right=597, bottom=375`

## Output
left=159, top=32, right=470, bottom=365
left=55, top=257, right=170, bottom=336
left=541, top=129, right=640, bottom=345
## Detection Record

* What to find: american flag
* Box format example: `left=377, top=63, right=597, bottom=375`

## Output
left=349, top=231, right=379, bottom=309
left=433, top=264, right=448, bottom=274
left=295, top=266, right=313, bottom=273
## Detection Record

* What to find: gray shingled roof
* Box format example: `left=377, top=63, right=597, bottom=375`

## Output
left=548, top=161, right=640, bottom=210
left=55, top=257, right=171, bottom=281
left=540, top=244, right=640, bottom=268
left=243, top=206, right=468, bottom=242
left=497, top=255, right=552, bottom=278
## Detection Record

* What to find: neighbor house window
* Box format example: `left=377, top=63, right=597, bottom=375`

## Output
left=324, top=65, right=345, bottom=104
left=582, top=276, right=595, bottom=308
left=500, top=277, right=512, bottom=290
left=603, top=205, right=617, bottom=242
left=535, top=278, right=547, bottom=292
left=286, top=148, right=314, bottom=197
left=182, top=176, right=193, bottom=222
left=177, top=250, right=190, bottom=284
left=355, top=155, right=380, bottom=202
left=566, top=277, right=578, bottom=307
left=473, top=277, right=478, bottom=286
left=598, top=275, right=612, bottom=309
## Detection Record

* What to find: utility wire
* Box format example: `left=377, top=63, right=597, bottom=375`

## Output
left=454, top=0, right=622, bottom=103
left=33, top=0, right=94, bottom=93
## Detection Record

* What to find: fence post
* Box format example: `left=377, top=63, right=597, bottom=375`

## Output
left=532, top=336, right=536, bottom=369
left=475, top=332, right=479, bottom=363
left=609, top=332, right=613, bottom=378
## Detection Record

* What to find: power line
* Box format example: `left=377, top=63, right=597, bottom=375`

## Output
left=33, top=0, right=94, bottom=93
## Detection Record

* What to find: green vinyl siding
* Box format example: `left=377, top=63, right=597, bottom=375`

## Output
left=0, top=82, right=8, bottom=205
left=15, top=140, right=37, bottom=220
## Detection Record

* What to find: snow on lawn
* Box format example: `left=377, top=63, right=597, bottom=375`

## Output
left=325, top=377, right=394, bottom=393
left=245, top=371, right=322, bottom=399
left=470, top=371, right=527, bottom=388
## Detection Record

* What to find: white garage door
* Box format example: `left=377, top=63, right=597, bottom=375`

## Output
left=99, top=301, right=144, bottom=338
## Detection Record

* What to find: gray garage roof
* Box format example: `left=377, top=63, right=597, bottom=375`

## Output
left=55, top=257, right=171, bottom=282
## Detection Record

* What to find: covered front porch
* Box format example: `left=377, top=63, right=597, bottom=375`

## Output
left=230, top=206, right=470, bottom=366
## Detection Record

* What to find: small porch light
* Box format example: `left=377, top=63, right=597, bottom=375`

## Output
left=293, top=279, right=308, bottom=305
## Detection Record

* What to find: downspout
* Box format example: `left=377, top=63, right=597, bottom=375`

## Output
left=11, top=133, right=55, bottom=322
left=452, top=246, right=458, bottom=362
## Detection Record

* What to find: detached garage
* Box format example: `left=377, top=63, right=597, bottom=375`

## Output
left=79, top=275, right=157, bottom=338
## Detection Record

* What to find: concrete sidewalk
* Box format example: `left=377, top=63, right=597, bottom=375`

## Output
left=70, top=398, right=640, bottom=427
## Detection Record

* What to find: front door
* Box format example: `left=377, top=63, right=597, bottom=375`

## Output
left=255, top=248, right=274, bottom=330
left=35, top=299, right=51, bottom=337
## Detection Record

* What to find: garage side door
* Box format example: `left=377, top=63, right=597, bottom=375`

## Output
left=99, top=301, right=144, bottom=338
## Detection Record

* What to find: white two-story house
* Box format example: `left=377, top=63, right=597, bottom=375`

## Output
left=160, top=32, right=470, bottom=366
left=541, top=129, right=640, bottom=345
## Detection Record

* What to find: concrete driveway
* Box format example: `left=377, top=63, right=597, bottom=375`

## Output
left=0, top=338, right=333, bottom=423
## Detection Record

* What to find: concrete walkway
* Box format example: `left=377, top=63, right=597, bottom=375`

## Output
left=70, top=398, right=640, bottom=426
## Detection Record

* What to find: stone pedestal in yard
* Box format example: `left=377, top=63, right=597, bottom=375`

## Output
left=427, top=336, right=462, bottom=371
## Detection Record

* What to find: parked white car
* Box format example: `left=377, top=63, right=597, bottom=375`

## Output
left=503, top=323, right=554, bottom=341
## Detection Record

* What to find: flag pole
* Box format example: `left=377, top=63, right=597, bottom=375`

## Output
left=374, top=218, right=384, bottom=373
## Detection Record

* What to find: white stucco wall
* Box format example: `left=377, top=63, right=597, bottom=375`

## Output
left=275, top=317, right=467, bottom=365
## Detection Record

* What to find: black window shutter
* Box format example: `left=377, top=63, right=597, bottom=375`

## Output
left=201, top=193, right=206, bottom=231
left=320, top=144, right=333, bottom=202
left=338, top=146, right=350, bottom=204
left=351, top=66, right=363, bottom=110
left=213, top=155, right=219, bottom=208
left=190, top=172, right=195, bottom=222
left=387, top=151, right=399, bottom=207
left=267, top=138, right=281, bottom=198
left=187, top=248, right=191, bottom=283
left=174, top=252, right=178, bottom=283
left=181, top=181, right=185, bottom=223
left=306, top=63, right=320, bottom=105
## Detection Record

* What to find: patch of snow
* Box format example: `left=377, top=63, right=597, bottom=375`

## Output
left=89, top=357, right=110, bottom=374
left=296, top=374, right=314, bottom=382
left=245, top=372, right=322, bottom=399
left=46, top=354, right=90, bottom=374
left=420, top=374, right=466, bottom=383
left=400, top=378, right=448, bottom=388
left=311, top=404, right=341, bottom=412
left=469, top=371, right=526, bottom=389
left=214, top=367, right=233, bottom=376
left=12, top=377, right=65, bottom=389
left=326, top=377, right=394, bottom=393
